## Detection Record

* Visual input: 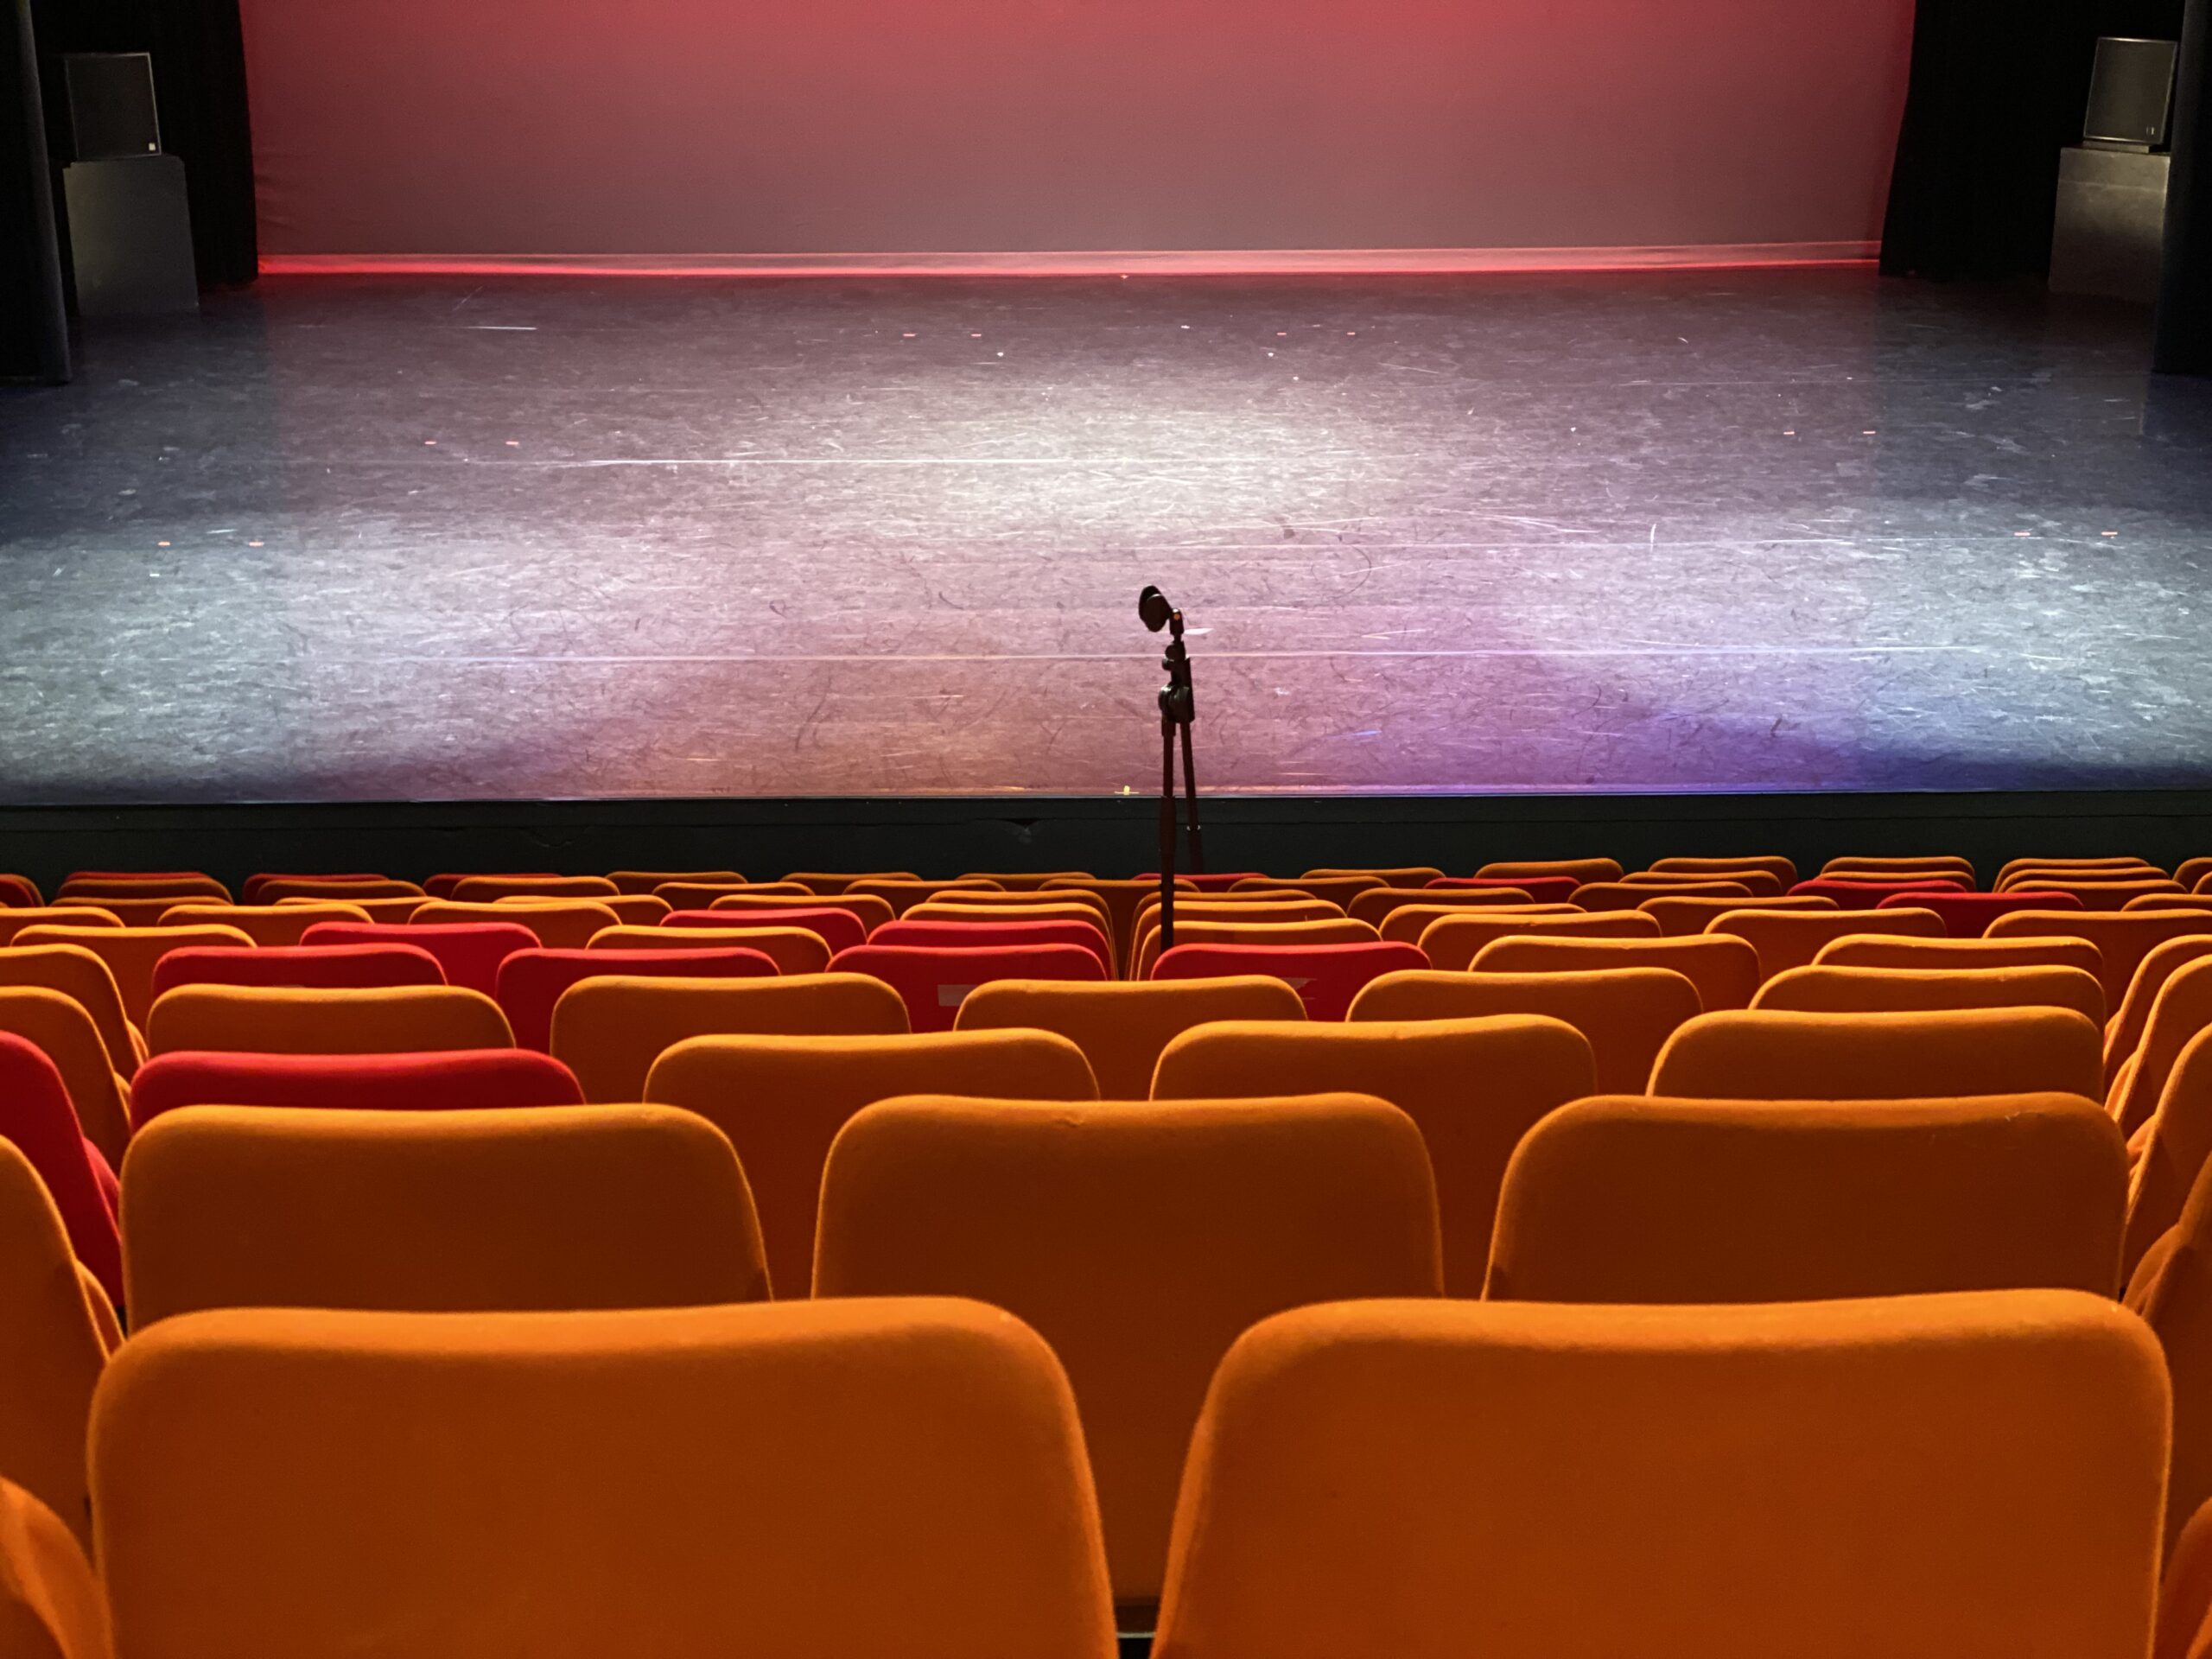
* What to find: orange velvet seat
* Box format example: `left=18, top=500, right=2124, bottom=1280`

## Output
left=122, top=1104, right=769, bottom=1322
left=960, top=870, right=1096, bottom=891
left=92, top=1299, right=1117, bottom=1659
left=1478, top=857, right=1624, bottom=884
left=2107, top=940, right=2212, bottom=1095
left=878, top=917, right=1110, bottom=974
left=154, top=903, right=374, bottom=946
left=0, top=945, right=142, bottom=1076
left=1618, top=869, right=1785, bottom=896
left=1814, top=933, right=2106, bottom=977
left=1649, top=1006, right=2105, bottom=1101
left=1350, top=967, right=1700, bottom=1095
left=1649, top=854, right=1798, bottom=884
left=1419, top=909, right=1660, bottom=969
left=0, top=1478, right=106, bottom=1659
left=0, top=988, right=133, bottom=1169
left=1151, top=1017, right=1594, bottom=1295
left=846, top=877, right=1004, bottom=915
left=1380, top=903, right=1577, bottom=945
left=1227, top=875, right=1386, bottom=909
left=1301, top=866, right=1446, bottom=887
left=954, top=977, right=1306, bottom=1097
left=2117, top=959, right=2212, bottom=1140
left=1751, top=963, right=2106, bottom=1025
left=2011, top=879, right=2191, bottom=910
left=2124, top=1154, right=2212, bottom=1555
left=550, top=973, right=909, bottom=1103
left=816, top=1094, right=1440, bottom=1614
left=1488, top=1093, right=2126, bottom=1301
left=273, top=894, right=425, bottom=922
left=1151, top=941, right=1423, bottom=1022
left=2120, top=1027, right=2212, bottom=1278
left=597, top=922, right=830, bottom=976
left=1132, top=917, right=1378, bottom=982
left=0, top=911, right=120, bottom=950
left=1472, top=932, right=1763, bottom=1012
left=1348, top=887, right=1534, bottom=928
left=244, top=877, right=422, bottom=903
left=607, top=869, right=747, bottom=895
left=1149, top=1293, right=2166, bottom=1659
left=58, top=875, right=227, bottom=903
left=645, top=1029, right=1098, bottom=1296
left=0, top=1144, right=109, bottom=1551
left=12, top=925, right=257, bottom=1028
left=1705, top=906, right=1945, bottom=979
left=144, top=984, right=514, bottom=1058
left=448, top=874, right=619, bottom=902
left=1822, top=855, right=1977, bottom=880
left=494, top=946, right=778, bottom=1052
left=782, top=870, right=922, bottom=894
left=1999, top=856, right=2157, bottom=885
left=1046, top=879, right=1183, bottom=968
left=1988, top=909, right=2212, bottom=1007
left=1573, top=879, right=1754, bottom=910
left=411, top=899, right=622, bottom=950
left=1638, top=893, right=1838, bottom=937
left=709, top=890, right=895, bottom=934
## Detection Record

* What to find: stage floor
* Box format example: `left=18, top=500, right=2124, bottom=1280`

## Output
left=3, top=268, right=2209, bottom=805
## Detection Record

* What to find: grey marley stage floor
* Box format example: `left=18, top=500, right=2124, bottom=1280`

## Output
left=3, top=267, right=2209, bottom=805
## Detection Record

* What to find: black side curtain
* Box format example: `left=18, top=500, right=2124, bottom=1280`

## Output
left=1883, top=0, right=2184, bottom=278
left=29, top=0, right=254, bottom=287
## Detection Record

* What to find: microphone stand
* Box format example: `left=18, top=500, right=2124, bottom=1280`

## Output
left=1142, top=588, right=1205, bottom=952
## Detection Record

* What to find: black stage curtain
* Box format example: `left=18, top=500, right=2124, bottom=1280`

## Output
left=2156, top=0, right=2212, bottom=369
left=1883, top=0, right=2184, bottom=277
left=2, top=0, right=68, bottom=379
left=30, top=0, right=254, bottom=287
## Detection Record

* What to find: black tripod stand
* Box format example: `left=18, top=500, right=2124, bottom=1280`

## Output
left=1140, top=586, right=1204, bottom=950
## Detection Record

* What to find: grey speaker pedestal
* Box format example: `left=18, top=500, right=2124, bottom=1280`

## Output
left=2051, top=145, right=2171, bottom=302
left=62, top=153, right=198, bottom=316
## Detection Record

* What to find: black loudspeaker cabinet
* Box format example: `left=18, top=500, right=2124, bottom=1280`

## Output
left=62, top=49, right=159, bottom=159
left=2088, top=36, right=2180, bottom=149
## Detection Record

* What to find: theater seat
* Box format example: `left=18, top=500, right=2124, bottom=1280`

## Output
left=0, top=1037, right=122, bottom=1307
left=149, top=944, right=447, bottom=998
left=1349, top=967, right=1700, bottom=1095
left=663, top=906, right=868, bottom=954
left=875, top=918, right=1111, bottom=974
left=1478, top=858, right=1623, bottom=885
left=645, top=1029, right=1098, bottom=1295
left=832, top=943, right=1106, bottom=1033
left=92, top=1300, right=1116, bottom=1658
left=412, top=899, right=621, bottom=950
left=1471, top=933, right=1763, bottom=1013
left=448, top=874, right=619, bottom=903
left=955, top=977, right=1306, bottom=1097
left=1884, top=889, right=2084, bottom=935
left=0, top=1143, right=109, bottom=1553
left=155, top=903, right=374, bottom=946
left=2107, top=942, right=2212, bottom=1101
left=550, top=974, right=909, bottom=1103
left=298, top=920, right=537, bottom=999
left=1751, top=963, right=2106, bottom=1026
left=122, top=1104, right=769, bottom=1322
left=1150, top=1017, right=1593, bottom=1295
left=1649, top=1007, right=2104, bottom=1102
left=0, top=911, right=121, bottom=950
left=1152, top=941, right=1424, bottom=1021
left=1638, top=894, right=1838, bottom=937
left=1132, top=918, right=1378, bottom=982
left=12, top=924, right=257, bottom=1028
left=0, top=1478, right=105, bottom=1659
left=2120, top=1027, right=2212, bottom=1280
left=1419, top=910, right=1659, bottom=969
left=1789, top=877, right=1969, bottom=907
left=144, top=985, right=515, bottom=1058
left=816, top=1093, right=1440, bottom=1618
left=0, top=944, right=142, bottom=1077
left=1706, top=906, right=1946, bottom=979
left=599, top=923, right=830, bottom=976
left=0, top=989, right=133, bottom=1170
left=126, top=1050, right=583, bottom=1130
left=1987, top=910, right=2212, bottom=1007
left=2125, top=1154, right=2212, bottom=1555
left=1150, top=1293, right=2166, bottom=1659
left=494, top=945, right=777, bottom=1052
left=1813, top=934, right=2106, bottom=978
left=1487, top=1093, right=2126, bottom=1302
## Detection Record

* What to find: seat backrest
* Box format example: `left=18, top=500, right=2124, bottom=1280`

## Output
left=645, top=1030, right=1098, bottom=1295
left=1478, top=858, right=1623, bottom=884
left=1348, top=887, right=1535, bottom=927
left=2121, top=1025, right=2212, bottom=1280
left=58, top=875, right=226, bottom=902
left=448, top=874, right=619, bottom=903
left=495, top=946, right=778, bottom=1052
left=1814, top=933, right=2106, bottom=977
left=551, top=974, right=910, bottom=1103
left=1999, top=856, right=2153, bottom=885
left=297, top=920, right=537, bottom=998
left=1649, top=855, right=1798, bottom=884
left=959, top=870, right=1097, bottom=891
left=145, top=985, right=515, bottom=1058
left=872, top=918, right=1110, bottom=974
left=1618, top=869, right=1785, bottom=896
left=123, top=1104, right=769, bottom=1322
left=1045, top=879, right=1173, bottom=964
left=955, top=977, right=1306, bottom=1097
left=0, top=988, right=132, bottom=1170
left=598, top=923, right=830, bottom=976
left=0, top=1144, right=108, bottom=1552
left=817, top=1094, right=1440, bottom=1607
left=2119, top=960, right=2212, bottom=1144
left=1707, top=906, right=1947, bottom=979
left=12, top=925, right=257, bottom=1027
left=1789, top=877, right=1969, bottom=908
left=1418, top=910, right=1659, bottom=969
left=831, top=943, right=1107, bottom=1033
left=1350, top=968, right=1700, bottom=1094
left=607, top=869, right=747, bottom=896
left=411, top=899, right=621, bottom=950
left=0, top=1035, right=123, bottom=1308
left=1753, top=963, right=2107, bottom=1026
left=126, top=1049, right=583, bottom=1130
left=663, top=906, right=868, bottom=954
left=708, top=891, right=894, bottom=933
left=245, top=877, right=421, bottom=904
left=1638, top=893, right=1839, bottom=936
left=1380, top=903, right=1578, bottom=946
left=0, top=1477, right=107, bottom=1659
left=1573, top=880, right=1754, bottom=911
left=1133, top=917, right=1377, bottom=982
left=1886, top=889, right=2085, bottom=935
left=1152, top=1018, right=1593, bottom=1296
left=1150, top=1292, right=2167, bottom=1659
left=1430, top=874, right=1585, bottom=904
left=1301, top=866, right=1446, bottom=887
left=1988, top=910, right=2212, bottom=1006
left=0, top=911, right=120, bottom=950
left=1471, top=933, right=1763, bottom=1012
left=1823, top=854, right=1978, bottom=880
left=2107, top=940, right=2212, bottom=1100
left=0, top=875, right=44, bottom=909
left=783, top=870, right=922, bottom=893
left=1150, top=941, right=1423, bottom=1021
left=154, top=903, right=374, bottom=946
left=149, top=944, right=447, bottom=998
left=1227, top=876, right=1385, bottom=910
left=2126, top=1156, right=2212, bottom=1555
left=93, top=1299, right=1116, bottom=1659
left=1490, top=1093, right=2126, bottom=1302
left=845, top=878, right=1005, bottom=915
left=0, top=945, right=140, bottom=1078
left=1650, top=1007, right=2105, bottom=1101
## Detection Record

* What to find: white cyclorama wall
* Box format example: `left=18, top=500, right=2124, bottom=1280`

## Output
left=242, top=0, right=1916, bottom=269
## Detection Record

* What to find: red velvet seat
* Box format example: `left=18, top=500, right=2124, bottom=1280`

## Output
left=239, top=874, right=389, bottom=904
left=829, top=943, right=1105, bottom=1033
left=659, top=907, right=868, bottom=955
left=1880, top=888, right=2085, bottom=936
left=0, top=875, right=41, bottom=908
left=495, top=946, right=780, bottom=1052
left=127, top=1049, right=584, bottom=1128
left=1150, top=940, right=1427, bottom=1021
left=1789, top=876, right=1974, bottom=908
left=871, top=918, right=1112, bottom=976
left=0, top=1033, right=123, bottom=1306
left=151, top=944, right=446, bottom=999
left=1428, top=875, right=1582, bottom=905
left=299, top=921, right=537, bottom=998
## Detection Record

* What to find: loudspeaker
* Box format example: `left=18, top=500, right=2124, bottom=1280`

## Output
left=62, top=50, right=159, bottom=159
left=2087, top=36, right=2179, bottom=149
